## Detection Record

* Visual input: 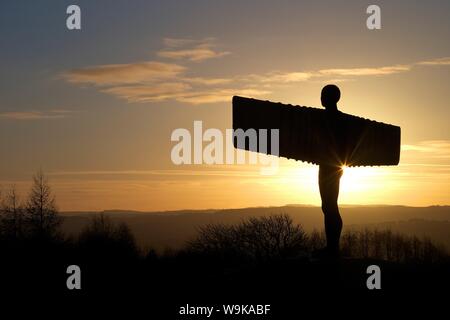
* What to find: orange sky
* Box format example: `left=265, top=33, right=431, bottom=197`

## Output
left=1, top=1, right=449, bottom=211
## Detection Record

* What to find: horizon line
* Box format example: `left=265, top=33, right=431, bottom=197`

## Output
left=59, top=203, right=450, bottom=214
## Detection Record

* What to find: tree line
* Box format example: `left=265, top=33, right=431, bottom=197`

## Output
left=0, top=171, right=447, bottom=265
left=187, top=215, right=448, bottom=265
left=0, top=170, right=60, bottom=241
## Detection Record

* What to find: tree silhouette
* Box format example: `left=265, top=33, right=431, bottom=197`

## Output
left=338, top=229, right=447, bottom=263
left=308, top=229, right=326, bottom=251
left=79, top=214, right=139, bottom=259
left=0, top=185, right=25, bottom=239
left=188, top=214, right=308, bottom=262
left=25, top=170, right=61, bottom=239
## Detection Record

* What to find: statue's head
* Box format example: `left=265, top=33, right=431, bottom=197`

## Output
left=321, top=84, right=340, bottom=110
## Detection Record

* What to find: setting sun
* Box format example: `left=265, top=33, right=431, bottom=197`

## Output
left=0, top=1, right=448, bottom=212
left=1, top=0, right=449, bottom=306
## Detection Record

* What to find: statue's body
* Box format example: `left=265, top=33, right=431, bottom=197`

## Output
left=232, top=84, right=401, bottom=259
left=317, top=85, right=344, bottom=258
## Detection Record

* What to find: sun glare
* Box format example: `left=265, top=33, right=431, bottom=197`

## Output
left=340, top=165, right=381, bottom=194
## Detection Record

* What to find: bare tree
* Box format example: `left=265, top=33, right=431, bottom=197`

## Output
left=80, top=214, right=137, bottom=250
left=359, top=228, right=371, bottom=258
left=79, top=214, right=139, bottom=258
left=411, top=236, right=422, bottom=260
left=0, top=185, right=25, bottom=239
left=80, top=213, right=114, bottom=239
left=384, top=229, right=393, bottom=261
left=25, top=170, right=61, bottom=238
left=238, top=215, right=308, bottom=260
left=341, top=230, right=357, bottom=257
left=338, top=228, right=447, bottom=263
left=372, top=230, right=383, bottom=259
left=188, top=223, right=235, bottom=254
left=188, top=214, right=308, bottom=262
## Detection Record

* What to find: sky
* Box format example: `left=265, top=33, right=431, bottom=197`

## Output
left=0, top=0, right=449, bottom=211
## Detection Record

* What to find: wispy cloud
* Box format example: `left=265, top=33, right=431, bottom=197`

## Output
left=158, top=47, right=229, bottom=62
left=63, top=61, right=185, bottom=86
left=0, top=109, right=75, bottom=120
left=175, top=88, right=270, bottom=105
left=47, top=168, right=265, bottom=178
left=158, top=38, right=230, bottom=62
left=402, top=140, right=450, bottom=159
left=242, top=58, right=450, bottom=85
left=416, top=57, right=450, bottom=66
left=318, top=65, right=411, bottom=76
left=103, top=84, right=269, bottom=104
left=62, top=39, right=450, bottom=105
left=101, top=83, right=191, bottom=103
left=245, top=72, right=314, bottom=84
left=162, top=37, right=213, bottom=48
left=182, top=77, right=233, bottom=85
left=61, top=38, right=259, bottom=104
left=240, top=64, right=412, bottom=86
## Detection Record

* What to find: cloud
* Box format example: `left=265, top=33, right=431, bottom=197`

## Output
left=247, top=72, right=314, bottom=84
left=47, top=168, right=264, bottom=178
left=63, top=36, right=450, bottom=105
left=318, top=65, right=411, bottom=76
left=249, top=58, right=450, bottom=85
left=175, top=88, right=270, bottom=105
left=158, top=48, right=230, bottom=61
left=162, top=37, right=214, bottom=48
left=63, top=61, right=185, bottom=86
left=182, top=77, right=233, bottom=85
left=102, top=83, right=191, bottom=103
left=100, top=81, right=269, bottom=104
left=241, top=64, right=412, bottom=86
left=416, top=57, right=450, bottom=66
left=0, top=110, right=75, bottom=120
left=158, top=38, right=230, bottom=62
left=102, top=84, right=269, bottom=104
left=402, top=140, right=450, bottom=159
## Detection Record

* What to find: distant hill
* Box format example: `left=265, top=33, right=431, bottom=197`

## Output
left=61, top=205, right=450, bottom=251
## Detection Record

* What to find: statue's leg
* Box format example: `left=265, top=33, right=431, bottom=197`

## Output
left=319, top=166, right=343, bottom=253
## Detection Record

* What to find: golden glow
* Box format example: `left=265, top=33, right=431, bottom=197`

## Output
left=340, top=166, right=381, bottom=194
left=8, top=155, right=447, bottom=211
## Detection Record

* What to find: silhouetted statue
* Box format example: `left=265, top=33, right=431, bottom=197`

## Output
left=232, top=85, right=401, bottom=259
left=317, top=85, right=344, bottom=258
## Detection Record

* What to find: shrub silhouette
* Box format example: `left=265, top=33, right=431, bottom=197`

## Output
left=339, top=229, right=447, bottom=263
left=78, top=214, right=139, bottom=260
left=308, top=229, right=327, bottom=251
left=187, top=214, right=308, bottom=263
left=186, top=216, right=447, bottom=264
